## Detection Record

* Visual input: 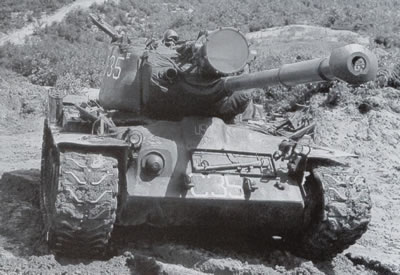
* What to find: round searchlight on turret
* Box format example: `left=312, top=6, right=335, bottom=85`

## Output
left=204, top=28, right=249, bottom=75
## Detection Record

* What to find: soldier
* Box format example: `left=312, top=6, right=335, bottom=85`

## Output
left=162, top=29, right=179, bottom=47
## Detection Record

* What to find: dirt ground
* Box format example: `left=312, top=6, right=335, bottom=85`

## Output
left=0, top=26, right=399, bottom=274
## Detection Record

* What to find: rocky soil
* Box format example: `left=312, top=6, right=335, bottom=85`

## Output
left=0, top=25, right=399, bottom=274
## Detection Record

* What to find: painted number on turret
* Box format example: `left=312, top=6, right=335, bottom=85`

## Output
left=105, top=55, right=124, bottom=79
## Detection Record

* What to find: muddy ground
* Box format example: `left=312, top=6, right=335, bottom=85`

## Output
left=0, top=26, right=399, bottom=274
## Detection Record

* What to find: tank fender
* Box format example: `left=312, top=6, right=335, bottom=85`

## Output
left=46, top=121, right=130, bottom=149
left=307, top=145, right=357, bottom=160
left=274, top=139, right=357, bottom=166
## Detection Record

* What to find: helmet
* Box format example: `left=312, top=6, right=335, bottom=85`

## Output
left=163, top=29, right=179, bottom=42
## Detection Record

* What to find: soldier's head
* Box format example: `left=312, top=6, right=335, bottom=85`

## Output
left=162, top=29, right=179, bottom=46
left=115, top=25, right=126, bottom=35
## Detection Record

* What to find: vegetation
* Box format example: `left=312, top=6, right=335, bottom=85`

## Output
left=0, top=0, right=74, bottom=32
left=85, top=0, right=400, bottom=40
left=1, top=10, right=109, bottom=89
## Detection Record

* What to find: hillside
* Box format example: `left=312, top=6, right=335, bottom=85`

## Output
left=0, top=1, right=399, bottom=274
left=0, top=0, right=74, bottom=33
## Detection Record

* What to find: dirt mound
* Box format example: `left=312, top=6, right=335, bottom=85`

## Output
left=247, top=24, right=370, bottom=46
left=0, top=68, right=47, bottom=134
left=310, top=84, right=400, bottom=274
left=0, top=170, right=42, bottom=257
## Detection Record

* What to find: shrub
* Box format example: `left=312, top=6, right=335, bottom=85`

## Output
left=1, top=34, right=108, bottom=87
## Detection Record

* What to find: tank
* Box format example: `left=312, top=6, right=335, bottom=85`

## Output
left=39, top=14, right=377, bottom=259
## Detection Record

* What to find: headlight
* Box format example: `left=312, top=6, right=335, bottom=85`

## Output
left=141, top=152, right=165, bottom=176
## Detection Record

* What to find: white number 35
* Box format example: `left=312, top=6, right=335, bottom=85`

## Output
left=106, top=55, right=124, bottom=79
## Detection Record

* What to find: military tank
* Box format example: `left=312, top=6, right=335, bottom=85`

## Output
left=40, top=14, right=377, bottom=260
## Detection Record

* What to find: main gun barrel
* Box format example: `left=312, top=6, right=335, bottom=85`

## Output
left=223, top=44, right=378, bottom=92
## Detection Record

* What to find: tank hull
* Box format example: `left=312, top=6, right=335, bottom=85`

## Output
left=47, top=116, right=307, bottom=232
left=42, top=113, right=371, bottom=259
left=118, top=197, right=304, bottom=236
left=40, top=19, right=374, bottom=257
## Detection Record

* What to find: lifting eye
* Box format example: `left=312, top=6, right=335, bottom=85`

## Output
left=141, top=152, right=165, bottom=176
left=128, top=131, right=143, bottom=149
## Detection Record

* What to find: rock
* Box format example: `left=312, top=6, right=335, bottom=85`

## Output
left=0, top=248, right=16, bottom=260
left=247, top=25, right=370, bottom=45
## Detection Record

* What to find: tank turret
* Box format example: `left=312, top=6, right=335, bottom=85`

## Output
left=90, top=15, right=377, bottom=118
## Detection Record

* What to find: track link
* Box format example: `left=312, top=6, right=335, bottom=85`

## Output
left=296, top=164, right=372, bottom=260
left=41, top=132, right=118, bottom=257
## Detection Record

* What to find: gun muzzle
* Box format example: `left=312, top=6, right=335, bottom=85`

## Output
left=328, top=44, right=378, bottom=84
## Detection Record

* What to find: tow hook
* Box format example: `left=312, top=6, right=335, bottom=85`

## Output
left=183, top=174, right=194, bottom=190
left=243, top=177, right=257, bottom=198
left=274, top=181, right=285, bottom=190
left=273, top=140, right=311, bottom=176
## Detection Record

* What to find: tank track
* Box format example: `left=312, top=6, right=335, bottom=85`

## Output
left=41, top=129, right=118, bottom=257
left=296, top=164, right=372, bottom=260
